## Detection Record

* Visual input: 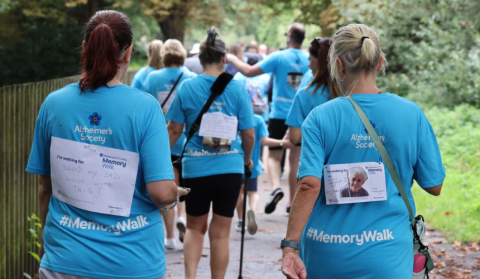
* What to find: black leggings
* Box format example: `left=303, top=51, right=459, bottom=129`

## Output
left=183, top=173, right=243, bottom=218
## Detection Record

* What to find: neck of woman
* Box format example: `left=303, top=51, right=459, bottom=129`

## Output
left=203, top=63, right=224, bottom=78
left=346, top=71, right=381, bottom=95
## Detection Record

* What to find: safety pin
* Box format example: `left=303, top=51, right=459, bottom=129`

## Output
left=84, top=144, right=103, bottom=155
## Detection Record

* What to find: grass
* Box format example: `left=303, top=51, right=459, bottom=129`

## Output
left=412, top=171, right=480, bottom=243
left=412, top=104, right=480, bottom=243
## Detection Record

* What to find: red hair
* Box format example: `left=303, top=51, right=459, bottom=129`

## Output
left=79, top=10, right=133, bottom=92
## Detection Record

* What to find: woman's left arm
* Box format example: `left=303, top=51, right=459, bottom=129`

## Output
left=281, top=175, right=321, bottom=279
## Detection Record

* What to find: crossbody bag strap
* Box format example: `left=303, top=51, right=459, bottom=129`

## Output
left=179, top=72, right=234, bottom=157
left=346, top=96, right=415, bottom=227
left=161, top=72, right=184, bottom=109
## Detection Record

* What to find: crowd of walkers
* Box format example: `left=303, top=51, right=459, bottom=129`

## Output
left=27, top=9, right=445, bottom=279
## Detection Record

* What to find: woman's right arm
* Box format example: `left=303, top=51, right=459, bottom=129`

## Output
left=167, top=121, right=184, bottom=149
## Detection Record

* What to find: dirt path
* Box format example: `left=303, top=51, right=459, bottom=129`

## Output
left=425, top=229, right=480, bottom=279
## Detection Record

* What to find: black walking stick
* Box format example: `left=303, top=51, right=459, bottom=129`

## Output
left=238, top=165, right=252, bottom=279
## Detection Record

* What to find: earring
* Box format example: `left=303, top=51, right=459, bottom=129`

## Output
left=340, top=75, right=345, bottom=82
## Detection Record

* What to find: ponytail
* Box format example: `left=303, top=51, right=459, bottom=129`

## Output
left=329, top=24, right=387, bottom=95
left=79, top=10, right=133, bottom=93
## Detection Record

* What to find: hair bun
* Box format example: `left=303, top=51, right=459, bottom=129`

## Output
left=207, top=28, right=217, bottom=47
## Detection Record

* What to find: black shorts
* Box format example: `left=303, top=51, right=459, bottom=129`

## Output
left=171, top=155, right=183, bottom=187
left=268, top=119, right=288, bottom=150
left=246, top=177, right=258, bottom=191
left=183, top=173, right=243, bottom=218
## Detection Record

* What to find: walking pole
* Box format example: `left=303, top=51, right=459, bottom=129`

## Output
left=238, top=166, right=252, bottom=279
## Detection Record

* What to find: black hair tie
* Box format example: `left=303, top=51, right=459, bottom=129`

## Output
left=361, top=36, right=369, bottom=43
left=207, top=28, right=217, bottom=47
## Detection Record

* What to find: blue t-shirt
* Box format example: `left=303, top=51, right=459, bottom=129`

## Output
left=251, top=114, right=269, bottom=178
left=131, top=66, right=154, bottom=91
left=166, top=74, right=255, bottom=178
left=257, top=48, right=310, bottom=119
left=299, top=69, right=313, bottom=89
left=298, top=93, right=445, bottom=278
left=285, top=83, right=330, bottom=129
left=234, top=72, right=271, bottom=122
left=144, top=67, right=197, bottom=156
left=26, top=83, right=174, bottom=279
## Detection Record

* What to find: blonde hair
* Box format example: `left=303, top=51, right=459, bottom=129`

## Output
left=147, top=40, right=163, bottom=70
left=161, top=39, right=187, bottom=67
left=329, top=24, right=387, bottom=96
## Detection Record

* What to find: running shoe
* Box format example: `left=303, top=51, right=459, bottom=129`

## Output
left=247, top=210, right=258, bottom=235
left=264, top=187, right=284, bottom=214
left=176, top=216, right=186, bottom=243
left=235, top=220, right=245, bottom=232
left=165, top=238, right=176, bottom=250
left=285, top=206, right=291, bottom=217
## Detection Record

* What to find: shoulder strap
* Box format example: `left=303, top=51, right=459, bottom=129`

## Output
left=346, top=96, right=415, bottom=228
left=180, top=72, right=234, bottom=157
left=161, top=72, right=184, bottom=109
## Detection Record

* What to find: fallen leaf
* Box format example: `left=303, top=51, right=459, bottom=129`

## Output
left=425, top=231, right=431, bottom=236
left=453, top=240, right=462, bottom=250
left=441, top=249, right=446, bottom=253
left=464, top=269, right=471, bottom=273
left=432, top=240, right=444, bottom=244
left=457, top=254, right=465, bottom=257
left=444, top=211, right=454, bottom=216
left=478, top=258, right=480, bottom=264
left=434, top=261, right=446, bottom=268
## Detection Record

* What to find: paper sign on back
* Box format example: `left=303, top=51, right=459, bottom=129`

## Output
left=50, top=137, right=139, bottom=217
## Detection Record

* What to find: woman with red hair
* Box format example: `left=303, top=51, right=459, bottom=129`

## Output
left=27, top=10, right=187, bottom=279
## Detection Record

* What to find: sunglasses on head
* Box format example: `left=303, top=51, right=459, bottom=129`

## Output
left=311, top=37, right=322, bottom=48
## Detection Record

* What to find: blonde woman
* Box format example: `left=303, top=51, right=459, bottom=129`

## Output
left=131, top=39, right=163, bottom=90
left=280, top=24, right=445, bottom=279
left=144, top=39, right=197, bottom=249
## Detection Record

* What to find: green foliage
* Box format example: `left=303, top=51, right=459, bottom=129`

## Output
left=413, top=104, right=480, bottom=242
left=333, top=0, right=480, bottom=108
left=24, top=213, right=42, bottom=279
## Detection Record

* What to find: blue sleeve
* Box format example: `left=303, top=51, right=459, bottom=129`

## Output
left=257, top=53, right=279, bottom=75
left=131, top=68, right=144, bottom=90
left=143, top=74, right=153, bottom=94
left=285, top=91, right=304, bottom=128
left=413, top=111, right=446, bottom=188
left=297, top=110, right=325, bottom=180
left=258, top=119, right=269, bottom=139
left=237, top=86, right=255, bottom=130
left=141, top=100, right=174, bottom=182
left=26, top=99, right=51, bottom=175
left=166, top=83, right=186, bottom=124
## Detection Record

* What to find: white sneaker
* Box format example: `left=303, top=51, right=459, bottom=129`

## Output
left=235, top=221, right=245, bottom=232
left=176, top=216, right=186, bottom=243
left=165, top=238, right=176, bottom=250
left=247, top=210, right=258, bottom=235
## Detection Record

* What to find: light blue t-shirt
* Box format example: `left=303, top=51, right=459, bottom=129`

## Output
left=251, top=114, right=269, bottom=178
left=166, top=74, right=255, bottom=178
left=298, top=93, right=445, bottom=278
left=131, top=66, right=154, bottom=91
left=26, top=83, right=174, bottom=279
left=257, top=48, right=310, bottom=119
left=299, top=68, right=313, bottom=89
left=234, top=72, right=271, bottom=122
left=144, top=67, right=197, bottom=156
left=285, top=83, right=330, bottom=129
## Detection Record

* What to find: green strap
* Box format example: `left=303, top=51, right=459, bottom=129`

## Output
left=346, top=96, right=416, bottom=227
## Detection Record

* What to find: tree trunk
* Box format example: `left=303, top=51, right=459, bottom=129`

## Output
left=156, top=2, right=188, bottom=43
